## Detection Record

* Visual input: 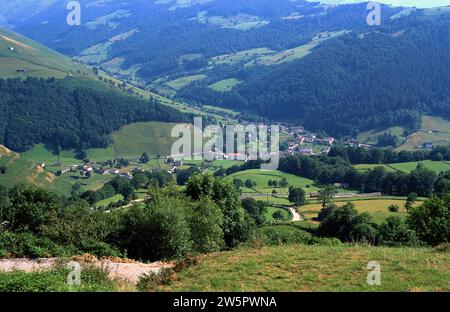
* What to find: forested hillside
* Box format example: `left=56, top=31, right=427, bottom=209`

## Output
left=0, top=78, right=189, bottom=152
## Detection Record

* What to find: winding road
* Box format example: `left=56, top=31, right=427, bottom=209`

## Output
left=288, top=207, right=302, bottom=221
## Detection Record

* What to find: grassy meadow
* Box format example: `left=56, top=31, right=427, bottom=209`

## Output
left=388, top=160, right=450, bottom=173
left=228, top=169, right=318, bottom=194
left=357, top=126, right=406, bottom=146
left=208, top=78, right=242, bottom=92
left=354, top=160, right=450, bottom=174
left=166, top=74, right=207, bottom=90
left=0, top=27, right=94, bottom=80
left=353, top=164, right=396, bottom=172
left=264, top=206, right=292, bottom=222
left=398, top=116, right=450, bottom=150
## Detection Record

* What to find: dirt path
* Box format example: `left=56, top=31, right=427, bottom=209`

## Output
left=288, top=207, right=302, bottom=221
left=0, top=257, right=173, bottom=284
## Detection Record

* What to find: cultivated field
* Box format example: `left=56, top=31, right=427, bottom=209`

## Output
left=300, top=199, right=422, bottom=224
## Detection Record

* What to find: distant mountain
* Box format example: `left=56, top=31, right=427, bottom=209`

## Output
left=311, top=1, right=450, bottom=8
left=1, top=1, right=402, bottom=78
left=2, top=0, right=450, bottom=137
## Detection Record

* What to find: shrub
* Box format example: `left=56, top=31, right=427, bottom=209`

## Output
left=187, top=198, right=224, bottom=254
left=241, top=198, right=267, bottom=225
left=186, top=173, right=254, bottom=248
left=256, top=226, right=314, bottom=246
left=407, top=196, right=450, bottom=246
left=272, top=210, right=285, bottom=220
left=318, top=203, right=378, bottom=243
left=377, top=216, right=420, bottom=247
left=0, top=263, right=115, bottom=292
left=116, top=196, right=192, bottom=261
left=0, top=231, right=72, bottom=258
left=311, top=237, right=343, bottom=246
left=5, top=186, right=60, bottom=233
left=435, top=243, right=450, bottom=252
left=137, top=268, right=173, bottom=292
left=39, top=202, right=122, bottom=258
left=388, top=205, right=400, bottom=212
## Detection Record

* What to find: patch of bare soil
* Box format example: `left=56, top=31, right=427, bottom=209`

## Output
left=0, top=254, right=174, bottom=284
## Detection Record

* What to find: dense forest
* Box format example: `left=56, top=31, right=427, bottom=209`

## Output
left=0, top=78, right=189, bottom=152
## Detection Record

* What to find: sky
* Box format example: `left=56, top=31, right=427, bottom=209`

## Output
left=310, top=1, right=450, bottom=8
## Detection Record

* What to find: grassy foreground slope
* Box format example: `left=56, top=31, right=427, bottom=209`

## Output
left=158, top=245, right=450, bottom=292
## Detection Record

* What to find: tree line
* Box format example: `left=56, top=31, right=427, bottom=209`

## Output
left=329, top=145, right=450, bottom=164
left=279, top=154, right=450, bottom=197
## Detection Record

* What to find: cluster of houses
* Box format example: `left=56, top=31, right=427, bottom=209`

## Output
left=165, top=157, right=184, bottom=173
left=55, top=164, right=137, bottom=180
left=345, top=139, right=374, bottom=149
left=282, top=126, right=335, bottom=157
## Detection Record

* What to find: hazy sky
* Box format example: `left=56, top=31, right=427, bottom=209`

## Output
left=311, top=1, right=450, bottom=8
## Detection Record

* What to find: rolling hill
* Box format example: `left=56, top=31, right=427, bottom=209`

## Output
left=0, top=27, right=96, bottom=80
left=0, top=145, right=63, bottom=191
